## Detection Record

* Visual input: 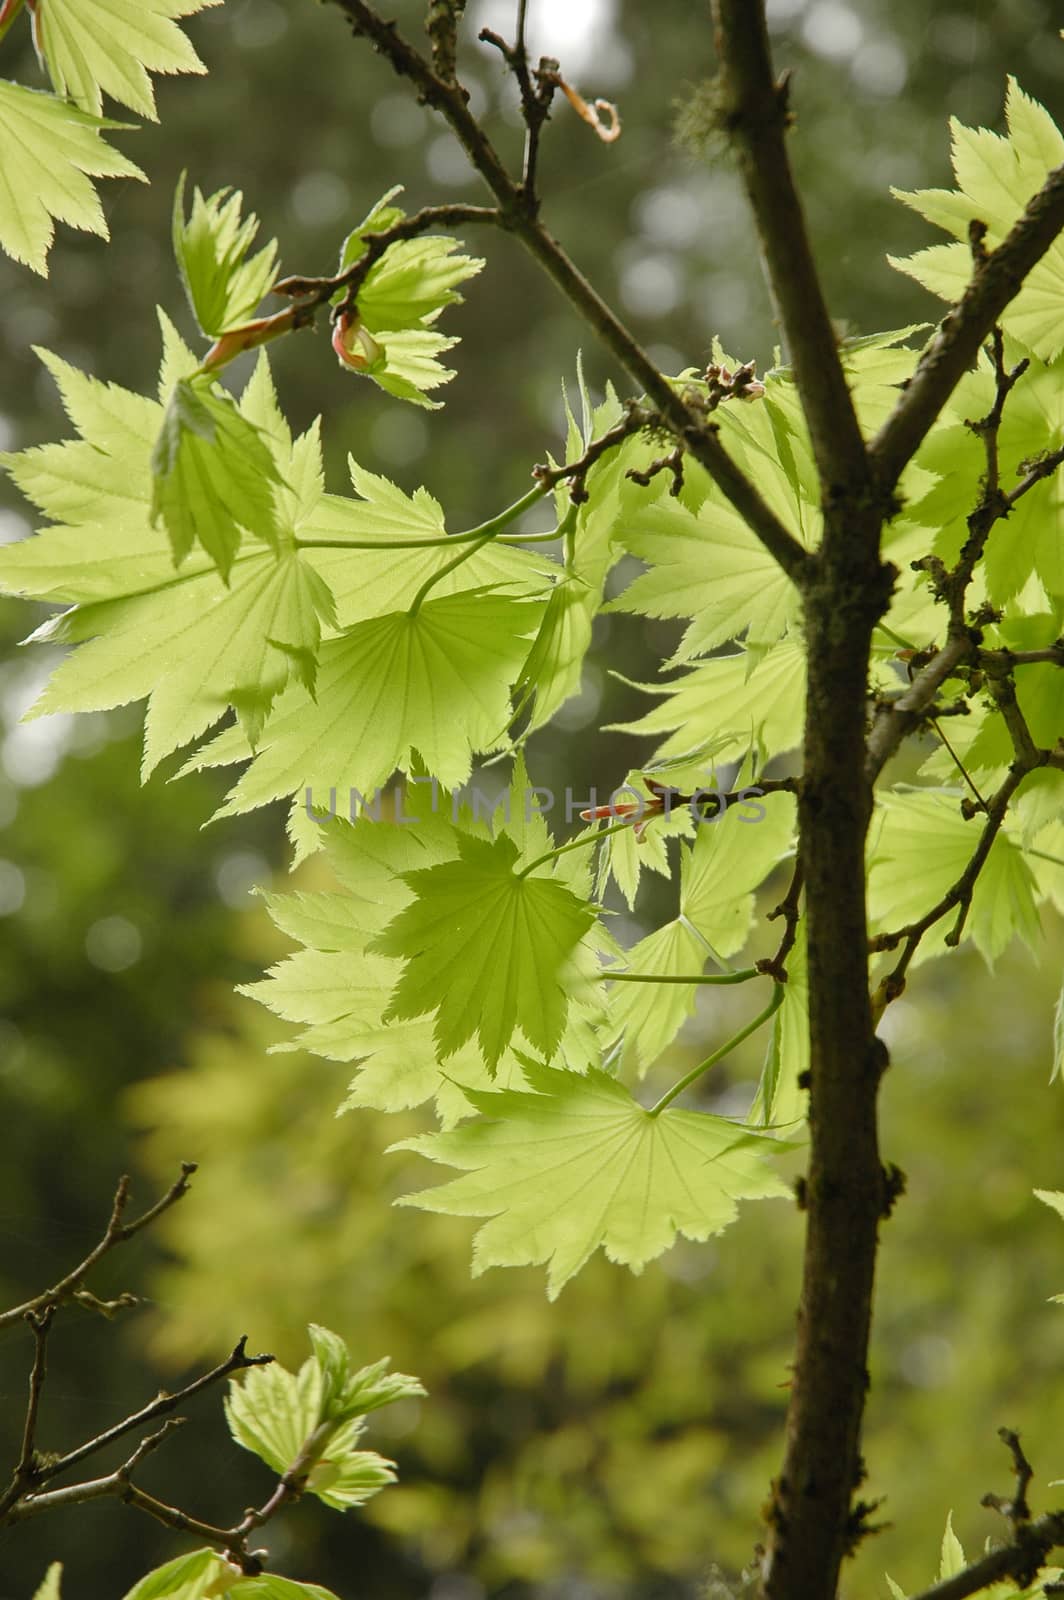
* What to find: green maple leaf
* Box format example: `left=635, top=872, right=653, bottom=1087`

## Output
left=611, top=638, right=807, bottom=770
left=225, top=1329, right=421, bottom=1512
left=394, top=1060, right=790, bottom=1297
left=0, top=81, right=144, bottom=274
left=173, top=175, right=280, bottom=337
left=604, top=919, right=709, bottom=1074
left=1, top=346, right=338, bottom=767
left=609, top=483, right=803, bottom=660
left=680, top=791, right=797, bottom=956
left=513, top=573, right=597, bottom=732
left=213, top=589, right=543, bottom=816
left=372, top=832, right=596, bottom=1068
left=244, top=802, right=499, bottom=1118
left=268, top=458, right=544, bottom=631
left=151, top=373, right=284, bottom=578
left=33, top=0, right=217, bottom=121
left=245, top=933, right=513, bottom=1121
left=332, top=187, right=484, bottom=406
left=891, top=78, right=1064, bottom=361
left=248, top=764, right=596, bottom=1115
left=868, top=790, right=1041, bottom=968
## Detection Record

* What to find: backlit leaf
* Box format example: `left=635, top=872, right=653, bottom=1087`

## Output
left=395, top=1060, right=790, bottom=1297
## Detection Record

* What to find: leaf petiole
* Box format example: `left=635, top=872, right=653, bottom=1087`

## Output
left=517, top=817, right=634, bottom=878
left=647, top=982, right=785, bottom=1116
left=601, top=968, right=759, bottom=985
left=295, top=482, right=561, bottom=553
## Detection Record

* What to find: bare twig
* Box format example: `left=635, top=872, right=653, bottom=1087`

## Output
left=984, top=670, right=1043, bottom=768
left=863, top=329, right=1060, bottom=785
left=710, top=0, right=869, bottom=498
left=478, top=12, right=558, bottom=207
left=865, top=636, right=976, bottom=783
left=0, top=1310, right=55, bottom=1519
left=8, top=1420, right=189, bottom=1523
left=425, top=0, right=466, bottom=84
left=36, top=1337, right=273, bottom=1487
left=0, top=1168, right=277, bottom=1579
left=1009, top=443, right=1064, bottom=504
left=942, top=329, right=1029, bottom=633
left=979, top=643, right=1064, bottom=669
left=230, top=1418, right=339, bottom=1546
left=759, top=857, right=804, bottom=984
left=903, top=1431, right=1064, bottom=1600
left=981, top=1427, right=1034, bottom=1529
left=531, top=401, right=654, bottom=503
left=0, top=1164, right=197, bottom=1331
left=625, top=445, right=685, bottom=497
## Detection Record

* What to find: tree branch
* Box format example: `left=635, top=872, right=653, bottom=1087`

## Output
left=759, top=856, right=803, bottom=984
left=906, top=1430, right=1064, bottom=1600
left=326, top=0, right=810, bottom=582
left=904, top=1513, right=1064, bottom=1600
left=868, top=759, right=1032, bottom=1009
left=710, top=0, right=869, bottom=498
left=871, top=163, right=1064, bottom=490
left=0, top=1163, right=197, bottom=1331
left=865, top=635, right=976, bottom=783
left=8, top=1419, right=188, bottom=1522
left=36, top=1337, right=273, bottom=1488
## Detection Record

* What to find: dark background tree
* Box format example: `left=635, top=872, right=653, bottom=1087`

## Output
left=1, top=3, right=1063, bottom=1597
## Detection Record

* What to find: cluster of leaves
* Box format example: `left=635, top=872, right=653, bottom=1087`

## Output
left=0, top=0, right=217, bottom=274
left=2, top=64, right=1063, bottom=1308
left=24, top=1323, right=422, bottom=1600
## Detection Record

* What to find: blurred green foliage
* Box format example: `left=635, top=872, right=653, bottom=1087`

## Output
left=1, top=2, right=1063, bottom=1598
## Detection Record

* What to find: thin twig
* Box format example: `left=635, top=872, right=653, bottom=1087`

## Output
left=1008, top=443, right=1064, bottom=505
left=981, top=1427, right=1034, bottom=1529
left=626, top=445, right=685, bottom=497
left=8, top=1420, right=187, bottom=1522
left=0, top=1164, right=197, bottom=1331
left=759, top=857, right=803, bottom=983
left=531, top=401, right=654, bottom=503
left=863, top=327, right=1055, bottom=786
left=710, top=0, right=869, bottom=496
left=943, top=329, right=1029, bottom=633
left=425, top=0, right=466, bottom=84
left=37, top=1337, right=273, bottom=1487
left=979, top=644, right=1064, bottom=669
left=0, top=1310, right=55, bottom=1519
left=478, top=12, right=558, bottom=208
